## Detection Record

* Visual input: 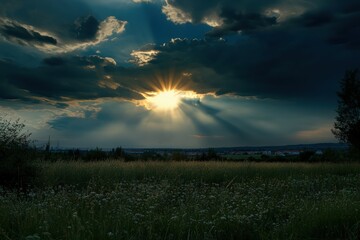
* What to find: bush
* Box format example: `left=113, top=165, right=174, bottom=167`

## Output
left=0, top=116, right=36, bottom=188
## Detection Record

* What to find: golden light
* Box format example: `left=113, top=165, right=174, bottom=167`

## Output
left=138, top=72, right=202, bottom=112
left=143, top=89, right=201, bottom=111
left=148, top=90, right=180, bottom=110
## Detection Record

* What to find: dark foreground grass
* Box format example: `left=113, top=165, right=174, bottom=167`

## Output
left=37, top=161, right=360, bottom=187
left=1, top=161, right=360, bottom=239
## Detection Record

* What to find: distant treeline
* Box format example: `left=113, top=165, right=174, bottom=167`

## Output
left=39, top=147, right=358, bottom=163
left=41, top=147, right=222, bottom=162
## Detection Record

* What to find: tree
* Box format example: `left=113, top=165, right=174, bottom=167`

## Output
left=332, top=70, right=360, bottom=150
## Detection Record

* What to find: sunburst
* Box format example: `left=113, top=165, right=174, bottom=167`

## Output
left=148, top=90, right=180, bottom=110
left=139, top=72, right=201, bottom=111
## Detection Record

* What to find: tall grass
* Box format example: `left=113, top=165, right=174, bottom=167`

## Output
left=1, top=161, right=360, bottom=239
left=38, top=161, right=360, bottom=187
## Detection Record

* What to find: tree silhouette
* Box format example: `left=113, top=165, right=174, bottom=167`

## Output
left=332, top=70, right=360, bottom=149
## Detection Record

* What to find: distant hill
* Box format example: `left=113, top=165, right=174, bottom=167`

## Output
left=214, top=143, right=348, bottom=152
left=123, top=143, right=348, bottom=154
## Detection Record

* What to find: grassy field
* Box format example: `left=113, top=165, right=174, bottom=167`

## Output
left=1, top=161, right=360, bottom=239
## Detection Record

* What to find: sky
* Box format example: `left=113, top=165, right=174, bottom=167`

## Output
left=1, top=0, right=360, bottom=148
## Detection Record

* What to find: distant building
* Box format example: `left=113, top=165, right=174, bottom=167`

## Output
left=274, top=152, right=285, bottom=157
left=284, top=150, right=300, bottom=156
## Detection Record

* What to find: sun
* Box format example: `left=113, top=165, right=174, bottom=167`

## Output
left=143, top=88, right=201, bottom=112
left=139, top=75, right=202, bottom=111
left=148, top=90, right=180, bottom=110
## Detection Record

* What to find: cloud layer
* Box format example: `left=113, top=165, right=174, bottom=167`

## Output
left=0, top=56, right=143, bottom=107
left=0, top=0, right=127, bottom=53
left=1, top=0, right=360, bottom=146
left=0, top=16, right=126, bottom=53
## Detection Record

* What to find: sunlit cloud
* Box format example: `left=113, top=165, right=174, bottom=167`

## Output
left=130, top=49, right=160, bottom=66
left=162, top=1, right=192, bottom=24
left=202, top=15, right=223, bottom=27
left=162, top=1, right=223, bottom=27
left=49, top=16, right=127, bottom=53
left=98, top=75, right=120, bottom=90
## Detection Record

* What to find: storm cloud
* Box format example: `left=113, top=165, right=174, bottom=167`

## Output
left=162, top=0, right=360, bottom=40
left=0, top=18, right=57, bottom=47
left=1, top=0, right=360, bottom=147
left=124, top=33, right=359, bottom=102
left=0, top=0, right=127, bottom=53
left=0, top=56, right=143, bottom=106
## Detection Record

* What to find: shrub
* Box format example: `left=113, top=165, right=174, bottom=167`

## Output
left=0, top=116, right=36, bottom=188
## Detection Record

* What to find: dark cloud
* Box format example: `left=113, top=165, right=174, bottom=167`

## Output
left=72, top=15, right=100, bottom=41
left=297, top=11, right=334, bottom=28
left=43, top=57, right=66, bottom=66
left=0, top=0, right=126, bottom=53
left=1, top=0, right=355, bottom=147
left=162, top=0, right=360, bottom=41
left=0, top=15, right=126, bottom=53
left=0, top=19, right=57, bottom=46
left=341, top=2, right=360, bottom=14
left=0, top=56, right=144, bottom=106
left=1, top=23, right=359, bottom=110
left=0, top=0, right=88, bottom=42
left=0, top=0, right=359, bottom=108
left=122, top=26, right=359, bottom=101
left=327, top=12, right=360, bottom=48
left=162, top=0, right=280, bottom=24
left=207, top=9, right=277, bottom=37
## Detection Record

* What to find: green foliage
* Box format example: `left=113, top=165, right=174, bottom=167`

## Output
left=333, top=69, right=360, bottom=150
left=0, top=116, right=36, bottom=188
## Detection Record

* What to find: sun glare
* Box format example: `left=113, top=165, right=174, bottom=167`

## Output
left=148, top=90, right=180, bottom=110
left=143, top=89, right=201, bottom=111
left=139, top=75, right=202, bottom=112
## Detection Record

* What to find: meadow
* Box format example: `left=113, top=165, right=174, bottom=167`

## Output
left=1, top=161, right=360, bottom=240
